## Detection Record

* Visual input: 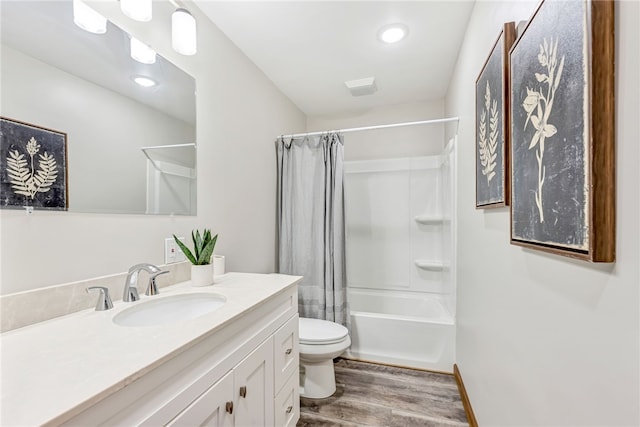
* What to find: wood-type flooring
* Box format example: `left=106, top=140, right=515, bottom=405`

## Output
left=298, top=358, right=468, bottom=427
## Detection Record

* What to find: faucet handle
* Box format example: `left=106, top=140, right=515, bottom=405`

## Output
left=146, top=270, right=169, bottom=296
left=86, top=286, right=114, bottom=311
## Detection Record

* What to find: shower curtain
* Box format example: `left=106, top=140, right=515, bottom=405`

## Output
left=276, top=133, right=347, bottom=325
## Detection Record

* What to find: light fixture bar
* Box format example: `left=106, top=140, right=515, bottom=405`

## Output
left=172, top=8, right=197, bottom=56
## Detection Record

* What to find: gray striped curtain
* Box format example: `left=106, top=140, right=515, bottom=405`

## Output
left=276, top=132, right=347, bottom=325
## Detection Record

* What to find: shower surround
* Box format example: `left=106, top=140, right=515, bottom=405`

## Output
left=343, top=140, right=456, bottom=372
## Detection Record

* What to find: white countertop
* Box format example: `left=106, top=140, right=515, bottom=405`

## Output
left=0, top=273, right=300, bottom=426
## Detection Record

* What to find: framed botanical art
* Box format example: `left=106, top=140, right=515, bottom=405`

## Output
left=476, top=22, right=516, bottom=208
left=0, top=117, right=68, bottom=211
left=509, top=0, right=615, bottom=262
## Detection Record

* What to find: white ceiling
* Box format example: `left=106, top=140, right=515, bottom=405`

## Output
left=195, top=1, right=475, bottom=117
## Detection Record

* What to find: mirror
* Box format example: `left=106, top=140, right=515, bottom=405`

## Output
left=0, top=1, right=197, bottom=215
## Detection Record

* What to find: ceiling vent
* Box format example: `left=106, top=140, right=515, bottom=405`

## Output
left=345, top=77, right=377, bottom=97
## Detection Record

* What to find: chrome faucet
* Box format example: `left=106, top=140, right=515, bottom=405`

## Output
left=146, top=270, right=169, bottom=296
left=123, top=263, right=167, bottom=302
left=86, top=286, right=113, bottom=311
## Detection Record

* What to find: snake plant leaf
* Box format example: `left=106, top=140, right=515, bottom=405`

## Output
left=173, top=234, right=197, bottom=265
left=175, top=229, right=218, bottom=265
left=192, top=230, right=203, bottom=259
left=204, top=229, right=212, bottom=249
left=196, top=233, right=218, bottom=265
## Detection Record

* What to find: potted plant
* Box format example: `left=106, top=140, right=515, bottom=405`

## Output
left=174, top=229, right=218, bottom=286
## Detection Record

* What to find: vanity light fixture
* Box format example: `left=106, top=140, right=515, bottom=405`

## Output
left=120, top=0, right=152, bottom=22
left=378, top=23, right=408, bottom=44
left=72, top=0, right=107, bottom=34
left=172, top=8, right=197, bottom=56
left=130, top=37, right=157, bottom=64
left=133, top=76, right=157, bottom=87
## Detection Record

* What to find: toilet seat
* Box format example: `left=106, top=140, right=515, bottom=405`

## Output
left=299, top=317, right=348, bottom=345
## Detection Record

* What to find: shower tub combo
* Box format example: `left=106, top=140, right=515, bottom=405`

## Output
left=343, top=145, right=456, bottom=373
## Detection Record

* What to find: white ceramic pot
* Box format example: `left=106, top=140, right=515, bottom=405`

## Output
left=190, top=264, right=214, bottom=287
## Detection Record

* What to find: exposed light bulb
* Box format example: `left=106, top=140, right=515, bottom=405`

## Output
left=378, top=24, right=408, bottom=44
left=121, top=0, right=152, bottom=22
left=130, top=37, right=156, bottom=64
left=133, top=76, right=157, bottom=87
left=73, top=0, right=107, bottom=34
left=172, top=8, right=197, bottom=56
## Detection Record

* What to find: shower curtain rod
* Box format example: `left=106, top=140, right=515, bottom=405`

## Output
left=278, top=116, right=459, bottom=139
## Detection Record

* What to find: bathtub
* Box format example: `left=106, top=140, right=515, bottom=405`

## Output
left=344, top=289, right=455, bottom=373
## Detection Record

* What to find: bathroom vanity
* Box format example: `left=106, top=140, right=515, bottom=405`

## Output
left=0, top=273, right=301, bottom=426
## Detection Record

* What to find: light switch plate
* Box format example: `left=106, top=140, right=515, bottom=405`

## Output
left=165, top=237, right=186, bottom=264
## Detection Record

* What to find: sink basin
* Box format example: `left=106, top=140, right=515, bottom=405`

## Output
left=113, top=293, right=226, bottom=327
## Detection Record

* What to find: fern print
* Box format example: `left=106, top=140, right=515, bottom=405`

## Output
left=487, top=98, right=499, bottom=181
left=478, top=81, right=498, bottom=184
left=33, top=152, right=58, bottom=194
left=478, top=109, right=488, bottom=175
left=6, top=150, right=31, bottom=197
left=5, top=137, right=58, bottom=199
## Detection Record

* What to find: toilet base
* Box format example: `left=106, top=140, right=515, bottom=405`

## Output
left=300, top=359, right=336, bottom=399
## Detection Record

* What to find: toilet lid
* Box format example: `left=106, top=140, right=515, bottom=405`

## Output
left=299, top=317, right=348, bottom=345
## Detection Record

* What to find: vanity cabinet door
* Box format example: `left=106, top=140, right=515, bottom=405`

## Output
left=234, top=336, right=274, bottom=427
left=274, top=370, right=299, bottom=427
left=273, top=314, right=299, bottom=395
left=167, top=371, right=234, bottom=427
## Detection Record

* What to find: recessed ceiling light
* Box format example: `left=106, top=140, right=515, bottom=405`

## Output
left=378, top=24, right=408, bottom=44
left=133, top=76, right=157, bottom=87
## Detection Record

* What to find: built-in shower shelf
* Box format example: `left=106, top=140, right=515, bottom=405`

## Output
left=413, top=215, right=449, bottom=225
left=414, top=260, right=446, bottom=271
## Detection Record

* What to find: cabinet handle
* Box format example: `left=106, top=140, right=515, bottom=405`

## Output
left=286, top=405, right=293, bottom=414
left=226, top=401, right=233, bottom=414
left=239, top=386, right=247, bottom=398
left=285, top=348, right=292, bottom=355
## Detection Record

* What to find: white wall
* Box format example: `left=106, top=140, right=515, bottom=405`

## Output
left=0, top=1, right=306, bottom=294
left=445, top=1, right=639, bottom=425
left=307, top=100, right=445, bottom=161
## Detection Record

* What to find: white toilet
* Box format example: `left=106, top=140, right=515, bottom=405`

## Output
left=298, top=317, right=351, bottom=399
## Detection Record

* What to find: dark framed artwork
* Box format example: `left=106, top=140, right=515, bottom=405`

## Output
left=0, top=117, right=68, bottom=211
left=509, top=0, right=615, bottom=262
left=476, top=22, right=516, bottom=208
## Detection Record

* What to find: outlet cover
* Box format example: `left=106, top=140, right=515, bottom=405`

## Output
left=165, top=237, right=186, bottom=264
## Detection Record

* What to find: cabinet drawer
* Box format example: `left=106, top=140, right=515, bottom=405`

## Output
left=273, top=314, right=299, bottom=394
left=274, top=371, right=299, bottom=427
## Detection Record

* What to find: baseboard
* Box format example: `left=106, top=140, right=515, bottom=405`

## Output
left=453, top=364, right=478, bottom=427
left=340, top=355, right=454, bottom=376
